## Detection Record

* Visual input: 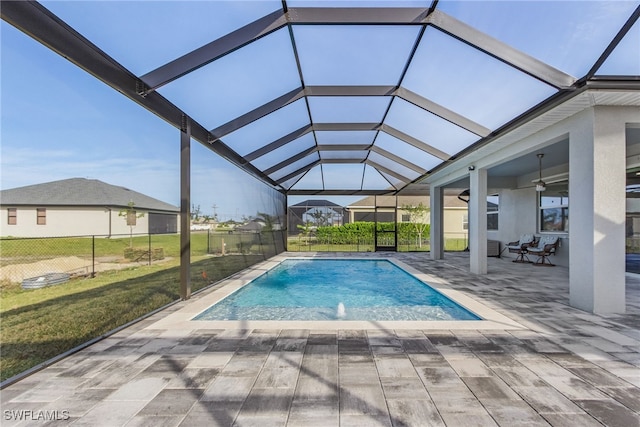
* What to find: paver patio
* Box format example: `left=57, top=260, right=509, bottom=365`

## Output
left=1, top=252, right=639, bottom=426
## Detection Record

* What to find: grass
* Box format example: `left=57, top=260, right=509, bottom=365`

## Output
left=0, top=232, right=212, bottom=265
left=0, top=253, right=264, bottom=382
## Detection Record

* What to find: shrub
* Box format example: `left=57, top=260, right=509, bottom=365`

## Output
left=124, top=247, right=164, bottom=261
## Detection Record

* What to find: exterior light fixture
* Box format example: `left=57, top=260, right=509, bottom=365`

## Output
left=468, top=165, right=475, bottom=171
left=536, top=153, right=546, bottom=192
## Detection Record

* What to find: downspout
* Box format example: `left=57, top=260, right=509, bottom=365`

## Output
left=107, top=207, right=112, bottom=237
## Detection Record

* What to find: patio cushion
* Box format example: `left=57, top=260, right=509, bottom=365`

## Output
left=528, top=235, right=559, bottom=253
left=507, top=234, right=535, bottom=251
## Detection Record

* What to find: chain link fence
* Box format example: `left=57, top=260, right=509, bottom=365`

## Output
left=0, top=230, right=287, bottom=288
left=205, top=230, right=286, bottom=259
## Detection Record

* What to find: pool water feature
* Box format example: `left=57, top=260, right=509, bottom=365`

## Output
left=193, top=259, right=480, bottom=321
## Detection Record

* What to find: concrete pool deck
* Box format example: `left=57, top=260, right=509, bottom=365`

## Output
left=1, top=252, right=639, bottom=426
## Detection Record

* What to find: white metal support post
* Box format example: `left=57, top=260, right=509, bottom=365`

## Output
left=469, top=168, right=488, bottom=274
left=430, top=184, right=444, bottom=260
left=569, top=106, right=630, bottom=313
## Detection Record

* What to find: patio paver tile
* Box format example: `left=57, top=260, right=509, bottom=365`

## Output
left=379, top=377, right=429, bottom=400
left=386, top=399, right=444, bottom=427
left=573, top=399, right=640, bottom=427
left=339, top=384, right=388, bottom=417
left=540, top=412, right=608, bottom=427
left=124, top=415, right=183, bottom=427
left=339, top=414, right=392, bottom=427
left=481, top=399, right=550, bottom=426
left=3, top=253, right=640, bottom=426
left=180, top=401, right=242, bottom=426
left=71, top=399, right=149, bottom=427
left=461, top=376, right=522, bottom=400
left=136, top=389, right=202, bottom=416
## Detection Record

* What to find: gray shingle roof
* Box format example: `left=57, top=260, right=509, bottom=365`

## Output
left=290, top=200, right=343, bottom=208
left=0, top=178, right=179, bottom=212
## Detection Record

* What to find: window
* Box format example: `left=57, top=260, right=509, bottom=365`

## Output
left=540, top=182, right=568, bottom=232
left=487, top=195, right=499, bottom=230
left=37, top=208, right=46, bottom=225
left=7, top=208, right=16, bottom=225
left=401, top=214, right=410, bottom=222
left=460, top=197, right=498, bottom=230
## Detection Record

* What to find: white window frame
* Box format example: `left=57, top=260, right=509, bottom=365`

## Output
left=487, top=195, right=499, bottom=231
left=539, top=181, right=569, bottom=233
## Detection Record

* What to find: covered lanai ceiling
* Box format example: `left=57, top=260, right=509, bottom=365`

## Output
left=3, top=1, right=639, bottom=196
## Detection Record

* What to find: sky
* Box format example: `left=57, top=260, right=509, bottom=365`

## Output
left=1, top=1, right=638, bottom=220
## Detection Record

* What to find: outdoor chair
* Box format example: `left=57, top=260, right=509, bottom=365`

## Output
left=527, top=235, right=560, bottom=266
left=506, top=234, right=536, bottom=263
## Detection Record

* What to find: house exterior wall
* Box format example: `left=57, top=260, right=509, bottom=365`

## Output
left=488, top=188, right=569, bottom=266
left=441, top=208, right=467, bottom=235
left=0, top=206, right=172, bottom=237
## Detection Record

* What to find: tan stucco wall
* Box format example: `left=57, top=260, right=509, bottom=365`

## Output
left=442, top=208, right=468, bottom=237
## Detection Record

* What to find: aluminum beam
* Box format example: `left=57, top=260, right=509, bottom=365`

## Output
left=314, top=122, right=380, bottom=131
left=244, top=125, right=312, bottom=162
left=268, top=147, right=421, bottom=182
left=321, top=158, right=366, bottom=164
left=180, top=117, right=191, bottom=301
left=287, top=189, right=394, bottom=196
left=246, top=122, right=442, bottom=181
left=263, top=146, right=318, bottom=176
left=210, top=87, right=305, bottom=139
left=369, top=145, right=427, bottom=174
left=210, top=86, right=396, bottom=138
left=208, top=84, right=490, bottom=145
left=381, top=125, right=451, bottom=160
left=305, top=85, right=397, bottom=96
left=286, top=7, right=430, bottom=24
left=141, top=10, right=288, bottom=90
left=396, top=87, right=491, bottom=137
left=586, top=5, right=640, bottom=79
left=365, top=160, right=412, bottom=183
left=427, top=10, right=576, bottom=89
left=276, top=159, right=322, bottom=184
left=140, top=5, right=430, bottom=93
left=317, top=144, right=372, bottom=151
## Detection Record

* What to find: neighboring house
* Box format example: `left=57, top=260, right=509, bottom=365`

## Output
left=190, top=219, right=218, bottom=231
left=235, top=220, right=265, bottom=233
left=347, top=195, right=469, bottom=239
left=288, top=200, right=349, bottom=234
left=0, top=178, right=179, bottom=237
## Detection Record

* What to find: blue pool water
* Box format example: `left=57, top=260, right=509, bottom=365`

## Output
left=193, top=259, right=481, bottom=321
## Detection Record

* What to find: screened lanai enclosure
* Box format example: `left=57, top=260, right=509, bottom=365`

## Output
left=2, top=1, right=639, bottom=303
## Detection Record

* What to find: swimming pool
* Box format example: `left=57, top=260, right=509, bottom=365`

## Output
left=193, top=259, right=480, bottom=321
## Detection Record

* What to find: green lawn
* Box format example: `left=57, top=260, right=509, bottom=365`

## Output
left=0, top=233, right=212, bottom=265
left=0, top=253, right=264, bottom=382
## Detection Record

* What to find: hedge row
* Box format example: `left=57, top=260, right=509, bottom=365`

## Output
left=313, top=222, right=430, bottom=244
